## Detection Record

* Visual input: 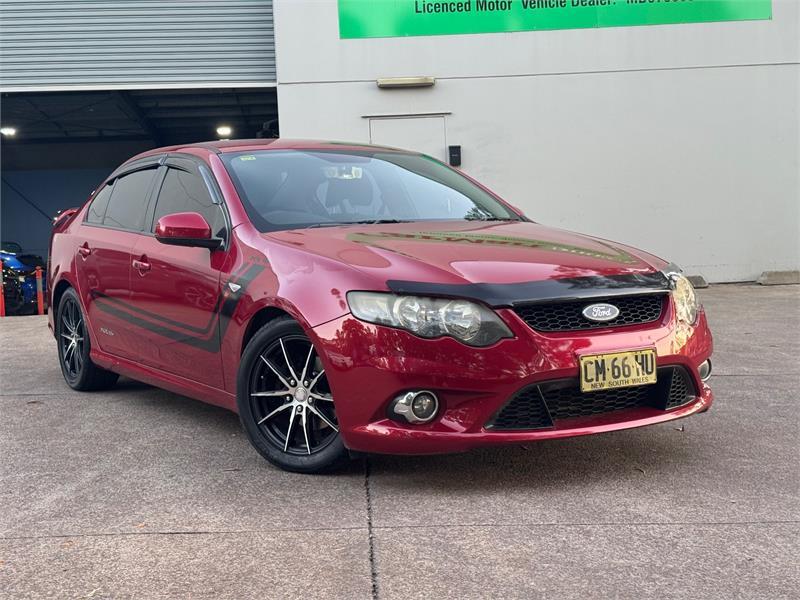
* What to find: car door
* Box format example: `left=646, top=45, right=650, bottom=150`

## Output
left=76, top=165, right=160, bottom=360
left=127, top=157, right=230, bottom=389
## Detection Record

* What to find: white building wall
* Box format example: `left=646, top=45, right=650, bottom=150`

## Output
left=274, top=0, right=799, bottom=282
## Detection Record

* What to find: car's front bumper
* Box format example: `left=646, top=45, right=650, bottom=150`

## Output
left=311, top=302, right=714, bottom=455
left=2, top=273, right=46, bottom=315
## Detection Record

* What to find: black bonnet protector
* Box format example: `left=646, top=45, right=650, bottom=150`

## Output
left=386, top=271, right=671, bottom=308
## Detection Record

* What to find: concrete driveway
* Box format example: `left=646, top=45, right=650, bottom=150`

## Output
left=1, top=284, right=798, bottom=599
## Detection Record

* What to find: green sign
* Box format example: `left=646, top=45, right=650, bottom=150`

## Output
left=338, top=0, right=772, bottom=39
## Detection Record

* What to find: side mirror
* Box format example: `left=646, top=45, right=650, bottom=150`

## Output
left=155, top=212, right=221, bottom=250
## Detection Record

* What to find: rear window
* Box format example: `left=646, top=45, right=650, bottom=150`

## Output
left=103, top=169, right=157, bottom=231
left=85, top=184, right=113, bottom=224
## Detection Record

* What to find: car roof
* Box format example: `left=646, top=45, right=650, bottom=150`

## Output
left=127, top=138, right=412, bottom=163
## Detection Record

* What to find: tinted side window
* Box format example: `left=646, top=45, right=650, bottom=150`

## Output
left=103, top=169, right=157, bottom=231
left=86, top=184, right=113, bottom=224
left=152, top=168, right=225, bottom=237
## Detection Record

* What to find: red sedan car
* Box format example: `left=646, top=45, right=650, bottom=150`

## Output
left=48, top=139, right=713, bottom=473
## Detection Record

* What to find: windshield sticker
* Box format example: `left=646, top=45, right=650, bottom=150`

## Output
left=324, top=166, right=364, bottom=179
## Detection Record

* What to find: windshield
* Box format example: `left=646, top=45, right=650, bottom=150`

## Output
left=221, top=149, right=521, bottom=231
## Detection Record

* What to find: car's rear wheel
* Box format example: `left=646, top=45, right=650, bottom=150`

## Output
left=237, top=317, right=349, bottom=473
left=56, top=287, right=119, bottom=391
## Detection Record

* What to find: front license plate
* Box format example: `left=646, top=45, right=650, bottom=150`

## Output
left=579, top=349, right=657, bottom=392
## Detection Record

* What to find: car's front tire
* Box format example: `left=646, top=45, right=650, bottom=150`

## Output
left=237, top=317, right=349, bottom=473
left=56, top=287, right=119, bottom=391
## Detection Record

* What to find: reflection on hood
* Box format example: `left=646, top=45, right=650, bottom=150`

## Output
left=347, top=231, right=640, bottom=265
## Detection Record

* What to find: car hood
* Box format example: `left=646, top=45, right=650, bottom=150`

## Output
left=266, top=221, right=667, bottom=287
left=0, top=251, right=27, bottom=271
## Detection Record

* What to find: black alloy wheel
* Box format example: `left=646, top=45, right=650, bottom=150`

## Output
left=59, top=294, right=85, bottom=381
left=56, top=287, right=119, bottom=391
left=237, top=317, right=349, bottom=473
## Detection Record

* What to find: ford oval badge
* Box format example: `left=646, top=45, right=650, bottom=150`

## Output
left=582, top=303, right=620, bottom=322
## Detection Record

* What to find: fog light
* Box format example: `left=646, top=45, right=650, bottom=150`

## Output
left=412, top=392, right=437, bottom=420
left=698, top=359, right=712, bottom=382
left=389, top=391, right=439, bottom=424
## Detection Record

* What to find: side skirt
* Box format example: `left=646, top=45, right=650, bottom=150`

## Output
left=90, top=347, right=238, bottom=412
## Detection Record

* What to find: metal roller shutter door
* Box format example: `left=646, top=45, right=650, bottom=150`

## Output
left=0, top=0, right=275, bottom=91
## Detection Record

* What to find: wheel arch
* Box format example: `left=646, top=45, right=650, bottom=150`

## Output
left=50, top=273, right=81, bottom=336
left=240, top=305, right=294, bottom=355
left=238, top=287, right=330, bottom=357
left=52, top=279, right=73, bottom=315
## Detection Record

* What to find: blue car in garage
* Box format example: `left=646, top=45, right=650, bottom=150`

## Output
left=1, top=242, right=47, bottom=316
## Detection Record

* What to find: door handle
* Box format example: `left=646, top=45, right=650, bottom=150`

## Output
left=132, top=258, right=151, bottom=273
left=77, top=243, right=91, bottom=258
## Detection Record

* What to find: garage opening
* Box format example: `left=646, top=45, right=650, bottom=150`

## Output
left=1, top=87, right=278, bottom=260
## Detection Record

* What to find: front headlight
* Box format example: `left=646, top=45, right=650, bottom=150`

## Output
left=346, top=292, right=513, bottom=347
left=664, top=269, right=698, bottom=325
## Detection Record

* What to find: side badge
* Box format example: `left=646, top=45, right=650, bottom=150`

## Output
left=227, top=282, right=241, bottom=293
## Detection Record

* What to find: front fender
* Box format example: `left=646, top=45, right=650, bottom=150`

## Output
left=219, top=226, right=385, bottom=393
left=217, top=261, right=349, bottom=393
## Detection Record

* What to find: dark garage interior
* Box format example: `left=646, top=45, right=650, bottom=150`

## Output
left=1, top=87, right=278, bottom=258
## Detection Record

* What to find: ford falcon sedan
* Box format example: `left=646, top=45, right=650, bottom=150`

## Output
left=48, top=139, right=713, bottom=472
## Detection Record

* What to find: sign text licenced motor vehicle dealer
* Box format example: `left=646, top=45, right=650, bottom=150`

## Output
left=338, top=0, right=772, bottom=38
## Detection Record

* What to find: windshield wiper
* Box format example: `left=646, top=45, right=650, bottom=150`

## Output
left=465, top=216, right=514, bottom=222
left=360, top=218, right=412, bottom=224
left=304, top=222, right=344, bottom=228
left=305, top=218, right=412, bottom=229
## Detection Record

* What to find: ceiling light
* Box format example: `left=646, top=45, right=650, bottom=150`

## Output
left=0, top=127, right=17, bottom=137
left=216, top=125, right=232, bottom=138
